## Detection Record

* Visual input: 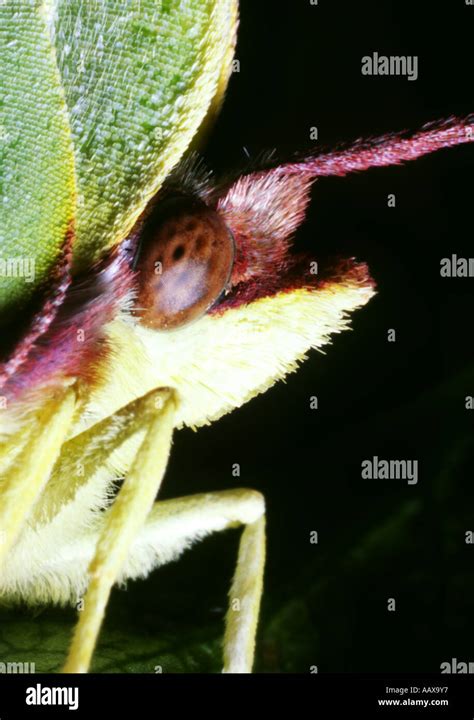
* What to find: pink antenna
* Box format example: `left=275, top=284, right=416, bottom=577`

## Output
left=276, top=115, right=474, bottom=179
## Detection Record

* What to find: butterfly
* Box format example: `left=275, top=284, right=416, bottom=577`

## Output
left=0, top=0, right=472, bottom=673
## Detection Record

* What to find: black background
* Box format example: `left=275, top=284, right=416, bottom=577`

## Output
left=154, top=0, right=474, bottom=673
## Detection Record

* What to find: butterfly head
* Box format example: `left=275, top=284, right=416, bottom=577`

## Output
left=70, top=155, right=375, bottom=434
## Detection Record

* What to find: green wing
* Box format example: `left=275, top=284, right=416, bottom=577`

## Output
left=0, top=0, right=237, bottom=314
left=0, top=1, right=75, bottom=317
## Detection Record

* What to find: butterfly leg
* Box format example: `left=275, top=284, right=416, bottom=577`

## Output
left=62, top=387, right=176, bottom=673
left=74, top=489, right=266, bottom=672
left=2, top=394, right=264, bottom=672
left=0, top=388, right=76, bottom=568
left=122, top=489, right=266, bottom=673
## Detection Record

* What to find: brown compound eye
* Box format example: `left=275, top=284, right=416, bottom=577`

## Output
left=133, top=196, right=235, bottom=330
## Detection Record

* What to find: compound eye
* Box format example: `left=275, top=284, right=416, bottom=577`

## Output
left=133, top=196, right=234, bottom=330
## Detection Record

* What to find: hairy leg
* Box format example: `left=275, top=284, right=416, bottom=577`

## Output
left=62, top=387, right=176, bottom=673
left=133, top=489, right=266, bottom=672
left=0, top=388, right=76, bottom=567
left=95, top=489, right=265, bottom=673
left=0, top=390, right=265, bottom=672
